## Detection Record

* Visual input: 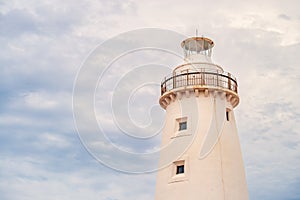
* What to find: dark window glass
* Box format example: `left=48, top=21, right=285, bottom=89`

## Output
left=176, top=165, right=184, bottom=174
left=226, top=111, right=229, bottom=121
left=179, top=121, right=187, bottom=131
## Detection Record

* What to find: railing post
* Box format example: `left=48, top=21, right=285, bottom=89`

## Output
left=173, top=72, right=176, bottom=89
left=201, top=69, right=205, bottom=85
left=187, top=69, right=189, bottom=86
left=162, top=77, right=166, bottom=95
left=228, top=73, right=232, bottom=91
left=216, top=71, right=219, bottom=87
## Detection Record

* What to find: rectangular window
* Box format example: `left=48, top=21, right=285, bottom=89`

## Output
left=169, top=159, right=188, bottom=183
left=176, top=117, right=187, bottom=132
left=226, top=111, right=229, bottom=121
left=179, top=121, right=187, bottom=131
left=176, top=165, right=184, bottom=174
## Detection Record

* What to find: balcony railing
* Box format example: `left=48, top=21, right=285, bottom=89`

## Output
left=161, top=69, right=238, bottom=95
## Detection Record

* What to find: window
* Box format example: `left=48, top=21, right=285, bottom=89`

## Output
left=176, top=165, right=184, bottom=174
left=172, top=117, right=190, bottom=139
left=169, top=158, right=188, bottom=183
left=226, top=111, right=229, bottom=121
left=179, top=121, right=187, bottom=131
left=176, top=117, right=187, bottom=132
left=174, top=160, right=185, bottom=175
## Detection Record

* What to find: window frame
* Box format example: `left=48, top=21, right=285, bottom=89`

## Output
left=172, top=116, right=191, bottom=139
left=168, top=157, right=189, bottom=183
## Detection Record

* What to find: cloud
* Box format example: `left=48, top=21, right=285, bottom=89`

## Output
left=0, top=9, right=39, bottom=37
left=0, top=155, right=155, bottom=200
left=1, top=0, right=300, bottom=199
left=278, top=14, right=291, bottom=21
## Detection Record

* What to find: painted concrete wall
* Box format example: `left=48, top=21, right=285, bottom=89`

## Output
left=155, top=92, right=248, bottom=200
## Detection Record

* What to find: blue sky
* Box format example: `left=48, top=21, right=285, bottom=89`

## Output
left=1, top=0, right=300, bottom=199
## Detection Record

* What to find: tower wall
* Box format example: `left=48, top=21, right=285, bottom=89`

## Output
left=155, top=91, right=248, bottom=200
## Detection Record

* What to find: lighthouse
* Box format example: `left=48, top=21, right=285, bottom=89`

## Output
left=155, top=37, right=249, bottom=200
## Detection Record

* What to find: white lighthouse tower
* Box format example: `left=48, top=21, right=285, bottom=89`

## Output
left=155, top=37, right=249, bottom=200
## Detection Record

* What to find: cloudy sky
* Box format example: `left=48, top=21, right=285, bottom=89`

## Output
left=1, top=0, right=300, bottom=199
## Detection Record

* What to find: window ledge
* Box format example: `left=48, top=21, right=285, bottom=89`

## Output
left=171, top=131, right=191, bottom=139
left=169, top=174, right=188, bottom=184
